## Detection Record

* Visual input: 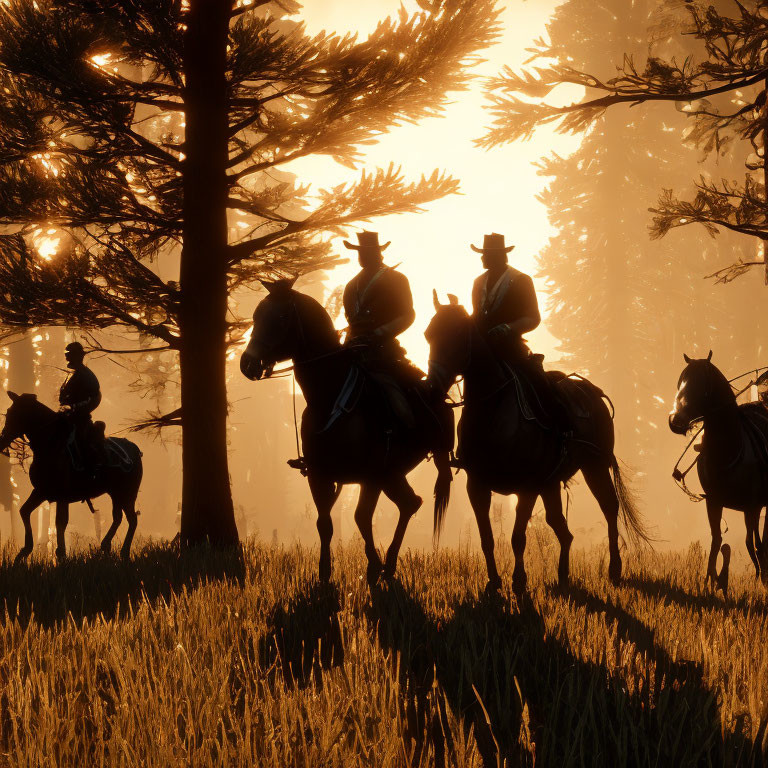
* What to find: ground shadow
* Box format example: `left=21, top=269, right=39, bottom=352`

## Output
left=257, top=579, right=344, bottom=690
left=0, top=542, right=245, bottom=628
left=623, top=572, right=768, bottom=620
left=366, top=579, right=761, bottom=767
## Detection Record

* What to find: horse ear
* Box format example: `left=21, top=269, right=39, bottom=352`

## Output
left=447, top=294, right=459, bottom=306
left=7, top=391, right=18, bottom=402
left=706, top=349, right=713, bottom=361
left=432, top=289, right=441, bottom=311
left=683, top=353, right=692, bottom=364
left=286, top=275, right=298, bottom=290
left=259, top=280, right=276, bottom=294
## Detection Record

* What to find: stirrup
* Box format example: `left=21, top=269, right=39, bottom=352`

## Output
left=287, top=457, right=308, bottom=476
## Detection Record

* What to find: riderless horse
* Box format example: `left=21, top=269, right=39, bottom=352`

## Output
left=0, top=392, right=143, bottom=561
left=240, top=279, right=453, bottom=586
left=425, top=294, right=651, bottom=593
left=669, top=353, right=768, bottom=586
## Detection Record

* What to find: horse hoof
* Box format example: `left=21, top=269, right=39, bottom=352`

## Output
left=381, top=564, right=396, bottom=582
left=100, top=541, right=111, bottom=554
left=14, top=548, right=31, bottom=564
left=319, top=561, right=331, bottom=583
left=608, top=562, right=622, bottom=585
left=55, top=548, right=66, bottom=562
left=484, top=579, right=502, bottom=597
left=120, top=548, right=131, bottom=561
left=366, top=562, right=383, bottom=588
left=512, top=571, right=528, bottom=596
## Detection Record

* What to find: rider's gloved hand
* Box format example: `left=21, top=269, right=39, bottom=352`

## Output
left=487, top=324, right=510, bottom=342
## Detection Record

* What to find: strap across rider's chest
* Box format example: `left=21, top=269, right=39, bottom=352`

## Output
left=481, top=266, right=519, bottom=318
left=352, top=266, right=389, bottom=320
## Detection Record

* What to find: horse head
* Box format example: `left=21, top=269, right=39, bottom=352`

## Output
left=240, top=278, right=338, bottom=381
left=0, top=391, right=43, bottom=452
left=669, top=350, right=732, bottom=434
left=424, top=291, right=472, bottom=394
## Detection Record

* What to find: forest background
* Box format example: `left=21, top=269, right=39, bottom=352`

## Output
left=0, top=0, right=764, bottom=558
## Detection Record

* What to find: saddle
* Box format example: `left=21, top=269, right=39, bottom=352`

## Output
left=740, top=403, right=768, bottom=472
left=65, top=421, right=134, bottom=474
left=501, top=355, right=573, bottom=433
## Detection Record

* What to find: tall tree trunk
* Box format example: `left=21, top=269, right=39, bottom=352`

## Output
left=0, top=334, right=36, bottom=543
left=179, top=0, right=238, bottom=545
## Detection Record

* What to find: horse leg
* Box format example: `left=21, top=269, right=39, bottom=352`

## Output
left=582, top=464, right=622, bottom=584
left=511, top=492, right=537, bottom=595
left=120, top=497, right=138, bottom=560
left=14, top=489, right=45, bottom=562
left=541, top=483, right=573, bottom=588
left=381, top=475, right=422, bottom=580
left=353, top=484, right=383, bottom=587
left=100, top=496, right=122, bottom=553
left=55, top=501, right=69, bottom=561
left=307, top=473, right=337, bottom=583
left=761, top=507, right=768, bottom=585
left=744, top=508, right=761, bottom=580
left=466, top=474, right=501, bottom=593
left=705, top=498, right=723, bottom=589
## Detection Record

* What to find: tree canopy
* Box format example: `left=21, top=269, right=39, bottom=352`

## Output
left=481, top=0, right=768, bottom=284
left=0, top=0, right=501, bottom=542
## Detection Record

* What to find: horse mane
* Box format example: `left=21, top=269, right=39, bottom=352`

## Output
left=683, top=359, right=736, bottom=406
left=291, top=290, right=340, bottom=347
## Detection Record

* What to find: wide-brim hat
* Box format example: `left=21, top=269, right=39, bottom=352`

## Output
left=65, top=341, right=85, bottom=355
left=470, top=233, right=515, bottom=254
left=343, top=230, right=391, bottom=252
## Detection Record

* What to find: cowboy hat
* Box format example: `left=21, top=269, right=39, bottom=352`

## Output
left=470, top=233, right=515, bottom=254
left=343, top=231, right=391, bottom=252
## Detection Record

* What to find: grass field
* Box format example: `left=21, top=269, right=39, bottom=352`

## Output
left=0, top=537, right=767, bottom=767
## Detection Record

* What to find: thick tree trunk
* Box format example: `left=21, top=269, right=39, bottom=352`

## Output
left=179, top=0, right=238, bottom=545
left=0, top=334, right=36, bottom=543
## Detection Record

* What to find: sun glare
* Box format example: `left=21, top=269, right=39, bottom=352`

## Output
left=294, top=0, right=578, bottom=367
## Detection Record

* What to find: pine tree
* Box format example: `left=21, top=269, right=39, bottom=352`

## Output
left=485, top=0, right=768, bottom=537
left=0, top=0, right=500, bottom=544
left=481, top=0, right=768, bottom=285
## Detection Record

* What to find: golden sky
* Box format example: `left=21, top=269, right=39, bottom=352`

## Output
left=289, top=0, right=581, bottom=367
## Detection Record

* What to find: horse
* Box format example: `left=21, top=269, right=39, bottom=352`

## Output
left=0, top=392, right=143, bottom=561
left=424, top=295, right=651, bottom=593
left=669, top=352, right=768, bottom=586
left=239, top=279, right=453, bottom=586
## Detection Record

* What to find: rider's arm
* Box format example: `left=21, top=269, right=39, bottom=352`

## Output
left=493, top=275, right=541, bottom=336
left=372, top=273, right=415, bottom=338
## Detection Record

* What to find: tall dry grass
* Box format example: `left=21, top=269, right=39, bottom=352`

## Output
left=0, top=538, right=766, bottom=766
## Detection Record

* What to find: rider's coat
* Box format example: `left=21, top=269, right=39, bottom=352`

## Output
left=343, top=266, right=415, bottom=344
left=59, top=365, right=101, bottom=415
left=471, top=266, right=540, bottom=362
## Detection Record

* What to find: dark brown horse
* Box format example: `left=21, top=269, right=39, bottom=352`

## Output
left=669, top=353, right=768, bottom=585
left=424, top=297, right=651, bottom=593
left=0, top=392, right=143, bottom=561
left=240, top=280, right=453, bottom=585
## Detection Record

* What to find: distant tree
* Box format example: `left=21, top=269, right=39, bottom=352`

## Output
left=480, top=0, right=768, bottom=285
left=0, top=0, right=500, bottom=544
left=481, top=0, right=768, bottom=536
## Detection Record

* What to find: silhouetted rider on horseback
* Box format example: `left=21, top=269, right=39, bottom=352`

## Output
left=59, top=342, right=105, bottom=473
left=471, top=233, right=570, bottom=438
left=343, top=231, right=419, bottom=427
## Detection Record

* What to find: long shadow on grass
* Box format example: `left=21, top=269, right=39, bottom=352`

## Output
left=0, top=542, right=245, bottom=628
left=624, top=572, right=768, bottom=619
left=367, top=581, right=761, bottom=768
left=257, top=580, right=344, bottom=690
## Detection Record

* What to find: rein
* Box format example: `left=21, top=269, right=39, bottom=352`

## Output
left=671, top=363, right=768, bottom=502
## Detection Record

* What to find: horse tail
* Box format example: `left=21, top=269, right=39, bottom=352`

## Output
left=610, top=455, right=654, bottom=549
left=432, top=455, right=452, bottom=544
